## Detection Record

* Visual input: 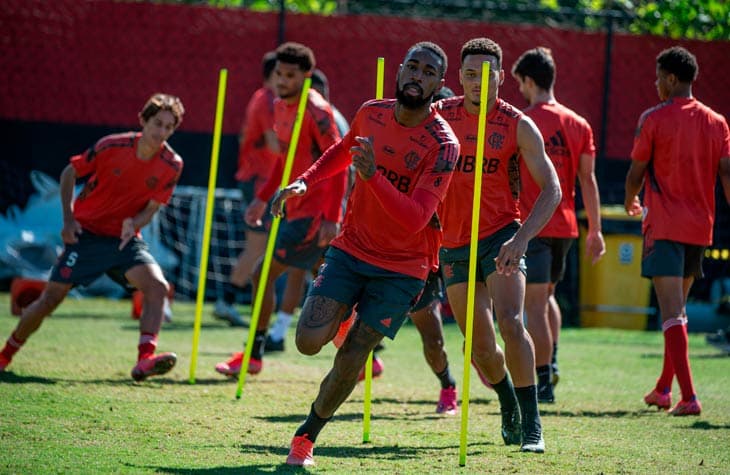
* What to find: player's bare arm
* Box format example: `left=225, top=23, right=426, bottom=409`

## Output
left=496, top=116, right=561, bottom=275
left=577, top=152, right=606, bottom=264
left=720, top=156, right=730, bottom=205
left=119, top=200, right=161, bottom=250
left=264, top=129, right=281, bottom=155
left=244, top=197, right=269, bottom=226
left=270, top=180, right=308, bottom=218
left=350, top=136, right=376, bottom=180
left=624, top=159, right=648, bottom=216
left=317, top=220, right=340, bottom=247
left=59, top=164, right=82, bottom=244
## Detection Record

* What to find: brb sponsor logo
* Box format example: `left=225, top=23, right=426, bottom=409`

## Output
left=455, top=155, right=501, bottom=174
left=376, top=166, right=411, bottom=193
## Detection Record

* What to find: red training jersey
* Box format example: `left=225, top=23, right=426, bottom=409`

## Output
left=71, top=132, right=183, bottom=237
left=235, top=87, right=277, bottom=187
left=631, top=97, right=730, bottom=246
left=520, top=101, right=595, bottom=238
left=435, top=97, right=522, bottom=248
left=257, top=89, right=346, bottom=223
left=301, top=99, right=460, bottom=280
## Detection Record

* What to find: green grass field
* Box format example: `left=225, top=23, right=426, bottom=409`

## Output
left=1, top=293, right=729, bottom=474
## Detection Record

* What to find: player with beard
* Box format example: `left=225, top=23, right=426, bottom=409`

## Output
left=435, top=37, right=561, bottom=453
left=0, top=94, right=184, bottom=381
left=271, top=42, right=459, bottom=466
left=214, top=42, right=346, bottom=377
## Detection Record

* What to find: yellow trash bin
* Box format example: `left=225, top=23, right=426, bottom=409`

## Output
left=579, top=205, right=653, bottom=330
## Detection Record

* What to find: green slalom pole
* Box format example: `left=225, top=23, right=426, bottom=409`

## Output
left=459, top=61, right=490, bottom=467
left=235, top=78, right=312, bottom=399
left=363, top=56, right=385, bottom=444
left=189, top=68, right=227, bottom=384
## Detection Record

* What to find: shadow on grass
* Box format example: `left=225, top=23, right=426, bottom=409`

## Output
left=137, top=439, right=489, bottom=474
left=0, top=371, right=56, bottom=384
left=539, top=408, right=647, bottom=418
left=688, top=420, right=730, bottom=430
left=119, top=322, right=236, bottom=332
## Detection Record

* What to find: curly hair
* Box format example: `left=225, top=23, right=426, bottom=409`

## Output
left=460, top=38, right=502, bottom=68
left=276, top=42, right=316, bottom=73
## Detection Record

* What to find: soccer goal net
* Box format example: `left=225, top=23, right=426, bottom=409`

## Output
left=150, top=185, right=248, bottom=302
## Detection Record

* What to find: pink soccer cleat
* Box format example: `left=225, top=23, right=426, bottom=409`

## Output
left=214, top=352, right=262, bottom=377
left=286, top=434, right=315, bottom=466
left=131, top=352, right=177, bottom=381
left=436, top=386, right=458, bottom=415
left=644, top=389, right=672, bottom=410
left=357, top=355, right=384, bottom=382
left=668, top=398, right=702, bottom=416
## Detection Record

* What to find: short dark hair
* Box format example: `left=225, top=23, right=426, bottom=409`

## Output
left=262, top=51, right=277, bottom=80
left=434, top=85, right=455, bottom=101
left=656, top=46, right=698, bottom=83
left=461, top=38, right=502, bottom=68
left=408, top=41, right=448, bottom=78
left=275, top=42, right=315, bottom=73
left=310, top=68, right=329, bottom=99
left=512, top=47, right=556, bottom=91
left=140, top=93, right=185, bottom=126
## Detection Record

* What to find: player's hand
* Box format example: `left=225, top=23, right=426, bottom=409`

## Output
left=245, top=198, right=268, bottom=227
left=318, top=220, right=340, bottom=247
left=624, top=195, right=642, bottom=217
left=271, top=180, right=308, bottom=218
left=585, top=229, right=606, bottom=265
left=119, top=218, right=136, bottom=250
left=351, top=136, right=376, bottom=180
left=61, top=218, right=83, bottom=245
left=495, top=235, right=527, bottom=276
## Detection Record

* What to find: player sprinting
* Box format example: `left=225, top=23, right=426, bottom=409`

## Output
left=626, top=46, right=730, bottom=416
left=0, top=93, right=185, bottom=381
left=511, top=46, right=605, bottom=403
left=271, top=42, right=459, bottom=466
left=213, top=51, right=279, bottom=328
left=435, top=37, right=561, bottom=453
left=214, top=42, right=346, bottom=377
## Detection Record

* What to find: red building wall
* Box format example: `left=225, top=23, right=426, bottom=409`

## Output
left=1, top=0, right=728, bottom=160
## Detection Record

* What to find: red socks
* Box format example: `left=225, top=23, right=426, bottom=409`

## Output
left=654, top=333, right=674, bottom=394
left=1, top=331, right=26, bottom=361
left=138, top=333, right=158, bottom=361
left=662, top=317, right=696, bottom=402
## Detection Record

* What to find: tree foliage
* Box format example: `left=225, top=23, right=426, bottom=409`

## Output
left=179, top=0, right=729, bottom=40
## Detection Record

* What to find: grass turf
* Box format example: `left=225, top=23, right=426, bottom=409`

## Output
left=1, top=293, right=729, bottom=473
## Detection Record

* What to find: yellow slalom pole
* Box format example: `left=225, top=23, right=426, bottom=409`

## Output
left=189, top=68, right=228, bottom=384
left=459, top=61, right=490, bottom=466
left=235, top=77, right=312, bottom=399
left=363, top=56, right=385, bottom=444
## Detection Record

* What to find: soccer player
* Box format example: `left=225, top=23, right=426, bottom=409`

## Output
left=214, top=51, right=279, bottom=328
left=626, top=46, right=730, bottom=416
left=0, top=93, right=185, bottom=381
left=511, top=47, right=605, bottom=403
left=272, top=41, right=459, bottom=466
left=214, top=42, right=346, bottom=377
left=435, top=37, right=561, bottom=453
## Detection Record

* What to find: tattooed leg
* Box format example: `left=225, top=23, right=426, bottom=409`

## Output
left=296, top=295, right=351, bottom=355
left=314, top=318, right=384, bottom=418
